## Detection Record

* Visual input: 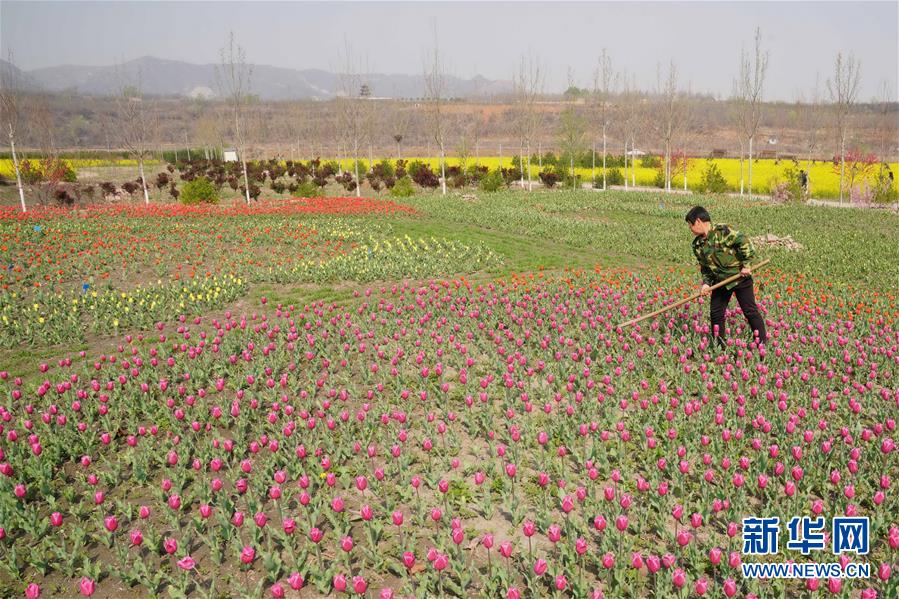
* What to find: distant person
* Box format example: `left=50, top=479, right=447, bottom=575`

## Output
left=798, top=169, right=809, bottom=199
left=685, top=206, right=767, bottom=350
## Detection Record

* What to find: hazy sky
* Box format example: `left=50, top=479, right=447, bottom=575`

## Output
left=2, top=1, right=896, bottom=101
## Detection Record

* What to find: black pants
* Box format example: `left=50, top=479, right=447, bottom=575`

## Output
left=710, top=276, right=767, bottom=347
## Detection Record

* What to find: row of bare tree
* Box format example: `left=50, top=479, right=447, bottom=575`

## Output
left=2, top=28, right=893, bottom=210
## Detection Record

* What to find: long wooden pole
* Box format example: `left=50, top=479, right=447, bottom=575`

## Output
left=619, top=259, right=771, bottom=328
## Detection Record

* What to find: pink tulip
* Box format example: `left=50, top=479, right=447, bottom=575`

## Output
left=25, top=583, right=41, bottom=599
left=547, top=523, right=562, bottom=543
left=288, top=571, right=304, bottom=590
left=163, top=537, right=178, bottom=554
left=352, top=576, right=367, bottom=594
left=104, top=515, right=118, bottom=532
left=434, top=553, right=449, bottom=571
left=177, top=556, right=196, bottom=570
left=241, top=545, right=255, bottom=564
left=79, top=578, right=95, bottom=597
left=333, top=574, right=347, bottom=592
left=523, top=520, right=536, bottom=537
left=672, top=568, right=686, bottom=589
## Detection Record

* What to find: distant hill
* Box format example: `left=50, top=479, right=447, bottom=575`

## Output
left=2, top=56, right=512, bottom=100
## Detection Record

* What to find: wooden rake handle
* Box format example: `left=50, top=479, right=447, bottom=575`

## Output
left=618, top=258, right=771, bottom=329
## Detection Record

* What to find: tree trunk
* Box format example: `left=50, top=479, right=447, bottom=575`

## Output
left=499, top=144, right=503, bottom=169
left=624, top=140, right=628, bottom=190
left=665, top=140, right=671, bottom=191
left=138, top=158, right=150, bottom=205
left=538, top=142, right=542, bottom=168
left=354, top=138, right=361, bottom=198
left=368, top=144, right=373, bottom=173
left=631, top=138, right=636, bottom=186
left=738, top=142, right=745, bottom=196
left=440, top=144, right=447, bottom=195
left=570, top=156, right=575, bottom=190
left=602, top=128, right=607, bottom=190
left=186, top=146, right=191, bottom=161
left=519, top=141, right=525, bottom=188
left=526, top=140, right=532, bottom=191
left=748, top=135, right=754, bottom=199
left=241, top=157, right=251, bottom=204
left=591, top=140, right=596, bottom=189
left=839, top=137, right=845, bottom=204
left=8, top=128, right=26, bottom=213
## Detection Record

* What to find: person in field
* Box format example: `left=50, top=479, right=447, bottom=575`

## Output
left=685, top=206, right=767, bottom=349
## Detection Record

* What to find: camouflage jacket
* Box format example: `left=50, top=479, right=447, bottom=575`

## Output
left=691, top=223, right=756, bottom=290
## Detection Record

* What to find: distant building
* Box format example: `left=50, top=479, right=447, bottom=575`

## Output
left=188, top=86, right=216, bottom=100
left=223, top=148, right=239, bottom=162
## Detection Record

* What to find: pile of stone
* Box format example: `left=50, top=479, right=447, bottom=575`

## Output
left=751, top=234, right=804, bottom=251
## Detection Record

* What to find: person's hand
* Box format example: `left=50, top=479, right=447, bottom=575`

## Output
left=700, top=284, right=712, bottom=296
left=740, top=266, right=752, bottom=277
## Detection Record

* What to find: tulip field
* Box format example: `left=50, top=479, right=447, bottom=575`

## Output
left=0, top=190, right=897, bottom=598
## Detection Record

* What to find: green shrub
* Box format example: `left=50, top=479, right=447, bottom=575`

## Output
left=180, top=177, right=220, bottom=205
left=605, top=168, right=624, bottom=186
left=699, top=160, right=728, bottom=193
left=390, top=175, right=415, bottom=198
left=296, top=181, right=323, bottom=198
left=641, top=154, right=662, bottom=168
left=873, top=168, right=898, bottom=204
left=479, top=168, right=504, bottom=193
left=653, top=169, right=666, bottom=189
